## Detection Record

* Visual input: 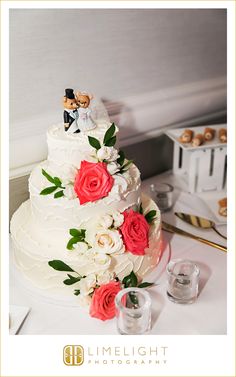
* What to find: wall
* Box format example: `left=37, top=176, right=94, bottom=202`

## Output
left=10, top=8, right=227, bottom=177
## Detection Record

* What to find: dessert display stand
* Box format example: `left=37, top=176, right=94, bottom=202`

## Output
left=166, top=124, right=227, bottom=193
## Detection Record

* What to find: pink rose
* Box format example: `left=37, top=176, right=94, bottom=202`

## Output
left=89, top=281, right=121, bottom=321
left=74, top=161, right=114, bottom=204
left=119, top=209, right=150, bottom=255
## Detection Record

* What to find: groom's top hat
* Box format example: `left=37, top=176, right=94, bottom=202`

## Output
left=65, top=88, right=75, bottom=99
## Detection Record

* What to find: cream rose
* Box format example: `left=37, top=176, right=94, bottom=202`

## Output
left=93, top=253, right=111, bottom=270
left=73, top=241, right=89, bottom=255
left=112, top=211, right=124, bottom=228
left=87, top=229, right=125, bottom=255
left=99, top=214, right=113, bottom=229
left=97, top=146, right=119, bottom=162
left=78, top=274, right=96, bottom=296
left=96, top=270, right=114, bottom=285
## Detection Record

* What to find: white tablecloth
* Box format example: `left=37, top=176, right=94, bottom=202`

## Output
left=9, top=171, right=227, bottom=335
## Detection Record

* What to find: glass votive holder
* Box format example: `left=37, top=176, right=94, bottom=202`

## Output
left=149, top=182, right=174, bottom=212
left=166, top=259, right=200, bottom=304
left=115, top=287, right=152, bottom=335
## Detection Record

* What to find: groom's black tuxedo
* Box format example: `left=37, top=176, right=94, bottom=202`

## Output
left=64, top=109, right=80, bottom=133
left=64, top=110, right=77, bottom=128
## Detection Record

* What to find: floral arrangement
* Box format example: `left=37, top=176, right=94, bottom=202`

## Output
left=66, top=206, right=156, bottom=256
left=48, top=260, right=153, bottom=321
left=40, top=123, right=133, bottom=204
left=87, top=123, right=133, bottom=175
left=47, top=205, right=157, bottom=320
left=42, top=122, right=157, bottom=321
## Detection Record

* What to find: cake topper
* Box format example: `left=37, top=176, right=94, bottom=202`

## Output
left=63, top=88, right=80, bottom=133
left=75, top=91, right=96, bottom=132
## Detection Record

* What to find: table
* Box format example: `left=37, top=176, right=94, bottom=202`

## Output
left=9, top=171, right=227, bottom=335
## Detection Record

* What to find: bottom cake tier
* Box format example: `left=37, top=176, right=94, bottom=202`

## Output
left=10, top=194, right=163, bottom=301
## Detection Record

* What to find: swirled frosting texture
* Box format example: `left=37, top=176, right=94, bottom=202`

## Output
left=11, top=194, right=162, bottom=295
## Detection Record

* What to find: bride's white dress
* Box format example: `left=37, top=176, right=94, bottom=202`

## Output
left=77, top=107, right=96, bottom=131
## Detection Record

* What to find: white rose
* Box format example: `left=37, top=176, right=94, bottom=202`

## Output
left=77, top=294, right=92, bottom=307
left=78, top=274, right=96, bottom=296
left=96, top=270, right=114, bottom=285
left=63, top=185, right=77, bottom=199
left=107, top=162, right=120, bottom=175
left=93, top=253, right=111, bottom=270
left=90, top=229, right=125, bottom=255
left=97, top=146, right=119, bottom=162
left=73, top=242, right=89, bottom=255
left=99, top=214, right=113, bottom=229
left=113, top=211, right=124, bottom=228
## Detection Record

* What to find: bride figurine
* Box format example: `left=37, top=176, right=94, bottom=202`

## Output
left=75, top=91, right=96, bottom=132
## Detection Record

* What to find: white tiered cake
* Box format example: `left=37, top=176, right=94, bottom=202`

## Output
left=11, top=95, right=163, bottom=320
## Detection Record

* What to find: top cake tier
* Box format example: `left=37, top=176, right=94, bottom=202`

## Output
left=31, top=120, right=142, bottom=231
left=47, top=121, right=113, bottom=168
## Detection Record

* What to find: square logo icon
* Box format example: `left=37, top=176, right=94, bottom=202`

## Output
left=63, top=345, right=84, bottom=366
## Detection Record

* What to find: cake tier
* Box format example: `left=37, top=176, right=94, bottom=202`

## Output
left=47, top=122, right=113, bottom=168
left=29, top=160, right=141, bottom=234
left=11, top=194, right=162, bottom=298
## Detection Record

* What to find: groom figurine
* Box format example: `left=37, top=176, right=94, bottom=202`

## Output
left=63, top=88, right=80, bottom=133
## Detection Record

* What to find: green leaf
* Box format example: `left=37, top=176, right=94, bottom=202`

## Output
left=67, top=237, right=79, bottom=250
left=139, top=203, right=143, bottom=215
left=42, top=169, right=55, bottom=184
left=69, top=229, right=86, bottom=241
left=145, top=210, right=157, bottom=224
left=54, top=190, right=64, bottom=198
left=104, top=136, right=116, bottom=147
left=138, top=282, right=154, bottom=288
left=74, top=289, right=80, bottom=296
left=53, top=177, right=62, bottom=187
left=122, top=271, right=138, bottom=288
left=69, top=229, right=81, bottom=237
left=103, top=123, right=116, bottom=145
left=48, top=260, right=74, bottom=272
left=117, top=150, right=125, bottom=166
left=88, top=136, right=101, bottom=150
left=40, top=186, right=58, bottom=195
left=79, top=229, right=86, bottom=238
left=63, top=274, right=81, bottom=285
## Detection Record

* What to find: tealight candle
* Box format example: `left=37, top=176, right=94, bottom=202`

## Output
left=149, top=183, right=174, bottom=212
left=115, top=288, right=152, bottom=335
left=166, top=259, right=200, bottom=304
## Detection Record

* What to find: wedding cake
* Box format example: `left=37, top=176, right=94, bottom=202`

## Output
left=10, top=90, right=163, bottom=321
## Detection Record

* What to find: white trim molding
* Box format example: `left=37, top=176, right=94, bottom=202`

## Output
left=116, top=76, right=226, bottom=146
left=10, top=76, right=226, bottom=179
